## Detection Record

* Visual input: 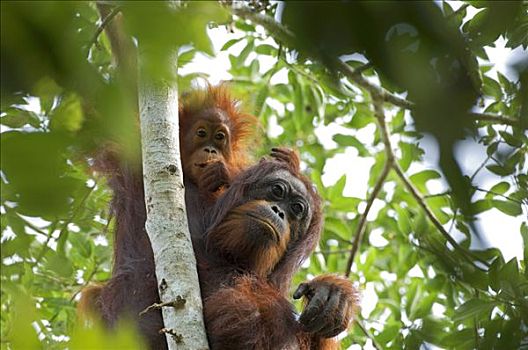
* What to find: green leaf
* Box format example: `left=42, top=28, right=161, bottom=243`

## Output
left=398, top=142, right=412, bottom=171
left=492, top=199, right=522, bottom=216
left=406, top=281, right=421, bottom=318
left=395, top=206, right=412, bottom=235
left=499, top=131, right=522, bottom=147
left=0, top=108, right=40, bottom=128
left=348, top=106, right=373, bottom=129
left=500, top=258, right=519, bottom=283
left=376, top=321, right=400, bottom=344
left=177, top=49, right=196, bottom=67
left=331, top=196, right=361, bottom=212
left=489, top=255, right=504, bottom=292
left=409, top=170, right=441, bottom=193
left=255, top=44, right=277, bottom=56
left=5, top=287, right=40, bottom=350
left=521, top=223, right=528, bottom=268
left=324, top=218, right=350, bottom=241
left=70, top=233, right=92, bottom=259
left=0, top=131, right=83, bottom=216
left=410, top=293, right=435, bottom=320
left=486, top=163, right=514, bottom=176
left=234, top=20, right=255, bottom=32
left=236, top=38, right=255, bottom=67
left=44, top=251, right=74, bottom=278
left=32, top=77, right=61, bottom=114
left=50, top=93, right=84, bottom=132
left=486, top=141, right=498, bottom=156
left=442, top=328, right=474, bottom=348
left=453, top=299, right=494, bottom=323
left=332, top=134, right=369, bottom=156
left=328, top=174, right=347, bottom=199
left=488, top=181, right=510, bottom=195
left=220, top=38, right=241, bottom=51
left=482, top=76, right=502, bottom=99
left=470, top=199, right=492, bottom=215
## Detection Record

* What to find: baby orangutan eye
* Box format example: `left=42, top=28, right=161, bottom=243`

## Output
left=215, top=131, right=226, bottom=141
left=197, top=128, right=207, bottom=137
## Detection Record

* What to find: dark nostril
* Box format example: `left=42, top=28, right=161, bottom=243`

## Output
left=271, top=205, right=285, bottom=220
left=204, top=147, right=217, bottom=154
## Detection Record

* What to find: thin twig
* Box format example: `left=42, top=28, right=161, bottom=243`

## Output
left=356, top=319, right=382, bottom=350
left=48, top=266, right=100, bottom=324
left=315, top=249, right=358, bottom=255
left=16, top=214, right=48, bottom=236
left=34, top=222, right=59, bottom=265
left=334, top=59, right=413, bottom=108
left=90, top=5, right=122, bottom=48
left=139, top=297, right=186, bottom=317
left=424, top=187, right=522, bottom=204
left=470, top=112, right=517, bottom=126
left=474, top=187, right=523, bottom=204
left=55, top=182, right=98, bottom=255
left=344, top=162, right=390, bottom=277
left=424, top=191, right=451, bottom=198
left=345, top=97, right=393, bottom=277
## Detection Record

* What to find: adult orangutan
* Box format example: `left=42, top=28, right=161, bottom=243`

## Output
left=78, top=84, right=258, bottom=349
left=196, top=149, right=359, bottom=349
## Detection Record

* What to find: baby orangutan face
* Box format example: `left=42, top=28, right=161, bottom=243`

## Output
left=181, top=108, right=232, bottom=184
left=207, top=169, right=312, bottom=276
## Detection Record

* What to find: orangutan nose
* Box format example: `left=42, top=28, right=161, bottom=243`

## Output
left=271, top=205, right=285, bottom=220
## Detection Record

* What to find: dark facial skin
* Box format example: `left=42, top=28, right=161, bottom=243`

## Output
left=207, top=169, right=312, bottom=276
left=181, top=107, right=232, bottom=185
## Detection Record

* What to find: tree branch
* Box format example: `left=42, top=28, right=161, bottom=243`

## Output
left=138, top=53, right=209, bottom=349
left=392, top=162, right=490, bottom=268
left=233, top=7, right=519, bottom=126
left=470, top=112, right=518, bottom=126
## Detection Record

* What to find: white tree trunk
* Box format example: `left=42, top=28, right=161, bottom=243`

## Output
left=138, top=63, right=209, bottom=349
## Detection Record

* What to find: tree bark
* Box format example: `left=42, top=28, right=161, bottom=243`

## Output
left=138, top=55, right=209, bottom=350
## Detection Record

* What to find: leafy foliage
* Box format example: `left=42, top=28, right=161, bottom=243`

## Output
left=1, top=1, right=527, bottom=349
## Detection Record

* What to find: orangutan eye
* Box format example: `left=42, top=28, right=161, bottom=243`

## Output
left=197, top=128, right=207, bottom=137
left=291, top=202, right=304, bottom=216
left=215, top=131, right=226, bottom=141
left=271, top=183, right=286, bottom=199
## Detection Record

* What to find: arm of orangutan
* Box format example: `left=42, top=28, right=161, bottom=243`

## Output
left=293, top=274, right=359, bottom=342
left=198, top=160, right=231, bottom=196
left=204, top=276, right=300, bottom=350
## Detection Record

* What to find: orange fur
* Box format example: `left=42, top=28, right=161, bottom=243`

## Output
left=77, top=284, right=103, bottom=323
left=179, top=83, right=259, bottom=172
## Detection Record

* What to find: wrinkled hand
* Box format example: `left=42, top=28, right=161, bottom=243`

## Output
left=270, top=147, right=300, bottom=172
left=199, top=160, right=230, bottom=194
left=293, top=274, right=359, bottom=338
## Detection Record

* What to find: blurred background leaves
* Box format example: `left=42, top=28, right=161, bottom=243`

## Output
left=1, top=1, right=527, bottom=349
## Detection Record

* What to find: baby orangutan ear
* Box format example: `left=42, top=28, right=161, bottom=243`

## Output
left=294, top=274, right=359, bottom=338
